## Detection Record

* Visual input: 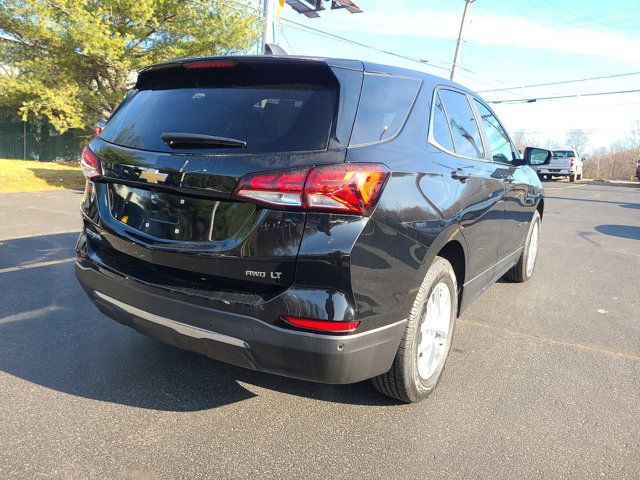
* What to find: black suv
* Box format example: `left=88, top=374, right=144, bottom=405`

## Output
left=76, top=56, right=551, bottom=403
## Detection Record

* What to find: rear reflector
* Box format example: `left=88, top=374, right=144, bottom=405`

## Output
left=184, top=60, right=237, bottom=70
left=234, top=163, right=389, bottom=215
left=80, top=147, right=102, bottom=180
left=282, top=316, right=360, bottom=333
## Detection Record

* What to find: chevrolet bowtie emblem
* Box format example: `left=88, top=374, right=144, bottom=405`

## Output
left=139, top=168, right=169, bottom=184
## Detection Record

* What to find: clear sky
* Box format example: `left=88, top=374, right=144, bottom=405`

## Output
left=268, top=0, right=640, bottom=152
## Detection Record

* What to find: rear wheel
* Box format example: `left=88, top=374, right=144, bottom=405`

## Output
left=372, top=257, right=457, bottom=403
left=505, top=210, right=541, bottom=282
left=569, top=174, right=576, bottom=182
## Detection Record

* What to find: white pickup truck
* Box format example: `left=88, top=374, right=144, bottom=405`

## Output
left=534, top=149, right=584, bottom=182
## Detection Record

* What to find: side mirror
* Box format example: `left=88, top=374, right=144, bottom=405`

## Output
left=524, top=147, right=552, bottom=166
left=581, top=156, right=586, bottom=161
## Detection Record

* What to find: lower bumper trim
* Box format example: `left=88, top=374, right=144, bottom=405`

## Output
left=94, top=291, right=249, bottom=348
left=76, top=261, right=406, bottom=384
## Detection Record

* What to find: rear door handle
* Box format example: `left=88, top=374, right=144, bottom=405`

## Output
left=451, top=168, right=471, bottom=181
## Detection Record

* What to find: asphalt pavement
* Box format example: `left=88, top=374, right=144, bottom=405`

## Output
left=0, top=182, right=638, bottom=479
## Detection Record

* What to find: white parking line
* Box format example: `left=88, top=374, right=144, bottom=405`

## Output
left=0, top=258, right=75, bottom=274
left=460, top=318, right=640, bottom=361
left=0, top=305, right=63, bottom=324
left=544, top=184, right=586, bottom=191
left=0, top=229, right=80, bottom=242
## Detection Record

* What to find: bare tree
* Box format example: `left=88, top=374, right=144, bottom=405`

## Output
left=543, top=138, right=560, bottom=151
left=512, top=130, right=531, bottom=152
left=583, top=142, right=638, bottom=181
left=566, top=129, right=589, bottom=154
left=625, top=120, right=640, bottom=156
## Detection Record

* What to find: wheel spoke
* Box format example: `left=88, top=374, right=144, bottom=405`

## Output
left=416, top=282, right=453, bottom=380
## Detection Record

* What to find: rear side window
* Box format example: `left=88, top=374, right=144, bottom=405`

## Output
left=473, top=99, right=514, bottom=164
left=438, top=89, right=484, bottom=159
left=349, top=74, right=421, bottom=146
left=100, top=66, right=338, bottom=154
left=431, top=92, right=455, bottom=152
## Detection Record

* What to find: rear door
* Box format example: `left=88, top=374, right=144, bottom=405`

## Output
left=83, top=58, right=362, bottom=297
left=431, top=88, right=506, bottom=299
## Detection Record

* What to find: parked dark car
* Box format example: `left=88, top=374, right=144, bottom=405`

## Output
left=75, top=56, right=551, bottom=403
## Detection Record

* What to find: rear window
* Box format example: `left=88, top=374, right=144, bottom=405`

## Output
left=349, top=73, right=421, bottom=146
left=100, top=65, right=338, bottom=154
left=552, top=150, right=576, bottom=158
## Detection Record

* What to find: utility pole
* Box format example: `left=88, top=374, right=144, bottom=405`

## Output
left=263, top=0, right=276, bottom=52
left=450, top=0, right=474, bottom=82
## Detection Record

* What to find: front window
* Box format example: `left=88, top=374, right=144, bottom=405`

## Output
left=473, top=100, right=514, bottom=164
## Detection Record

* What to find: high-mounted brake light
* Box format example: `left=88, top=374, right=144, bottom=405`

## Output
left=184, top=60, right=237, bottom=70
left=282, top=316, right=360, bottom=333
left=234, top=163, right=389, bottom=215
left=80, top=147, right=102, bottom=180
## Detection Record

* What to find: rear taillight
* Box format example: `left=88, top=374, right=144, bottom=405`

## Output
left=235, top=168, right=308, bottom=207
left=570, top=158, right=574, bottom=167
left=80, top=147, right=102, bottom=180
left=282, top=316, right=360, bottom=333
left=234, top=163, right=389, bottom=215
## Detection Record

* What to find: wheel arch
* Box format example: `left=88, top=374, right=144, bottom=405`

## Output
left=419, top=224, right=468, bottom=317
left=537, top=198, right=544, bottom=219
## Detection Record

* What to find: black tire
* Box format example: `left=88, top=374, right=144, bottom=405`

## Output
left=505, top=210, right=541, bottom=282
left=569, top=174, right=576, bottom=182
left=371, top=257, right=457, bottom=403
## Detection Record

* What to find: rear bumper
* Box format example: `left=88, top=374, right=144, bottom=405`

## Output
left=536, top=168, right=574, bottom=176
left=76, top=261, right=405, bottom=384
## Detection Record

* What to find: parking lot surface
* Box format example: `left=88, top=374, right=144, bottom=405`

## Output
left=0, top=182, right=638, bottom=479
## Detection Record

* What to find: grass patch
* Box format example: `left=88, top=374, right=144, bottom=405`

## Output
left=0, top=158, right=85, bottom=193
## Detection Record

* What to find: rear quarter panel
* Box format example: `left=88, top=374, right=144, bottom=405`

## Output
left=344, top=75, right=468, bottom=326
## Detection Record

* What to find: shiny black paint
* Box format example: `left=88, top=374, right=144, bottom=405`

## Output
left=77, top=56, right=543, bottom=346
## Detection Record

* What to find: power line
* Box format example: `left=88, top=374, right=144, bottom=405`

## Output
left=235, top=1, right=526, bottom=97
left=279, top=17, right=452, bottom=73
left=478, top=71, right=640, bottom=93
left=489, top=88, right=640, bottom=104
left=231, top=1, right=450, bottom=72
left=279, top=17, right=529, bottom=97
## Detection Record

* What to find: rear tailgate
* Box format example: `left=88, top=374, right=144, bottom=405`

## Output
left=81, top=57, right=363, bottom=300
left=542, top=150, right=575, bottom=172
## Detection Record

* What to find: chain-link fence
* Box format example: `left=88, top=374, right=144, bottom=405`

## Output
left=0, top=109, right=88, bottom=162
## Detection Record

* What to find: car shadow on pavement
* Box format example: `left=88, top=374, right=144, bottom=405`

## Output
left=0, top=235, right=396, bottom=412
left=594, top=224, right=640, bottom=241
left=0, top=232, right=78, bottom=268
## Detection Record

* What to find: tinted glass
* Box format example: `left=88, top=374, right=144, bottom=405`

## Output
left=553, top=150, right=576, bottom=157
left=473, top=100, right=513, bottom=164
left=438, top=89, right=484, bottom=159
left=350, top=74, right=421, bottom=146
left=431, top=92, right=455, bottom=152
left=101, top=85, right=336, bottom=153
